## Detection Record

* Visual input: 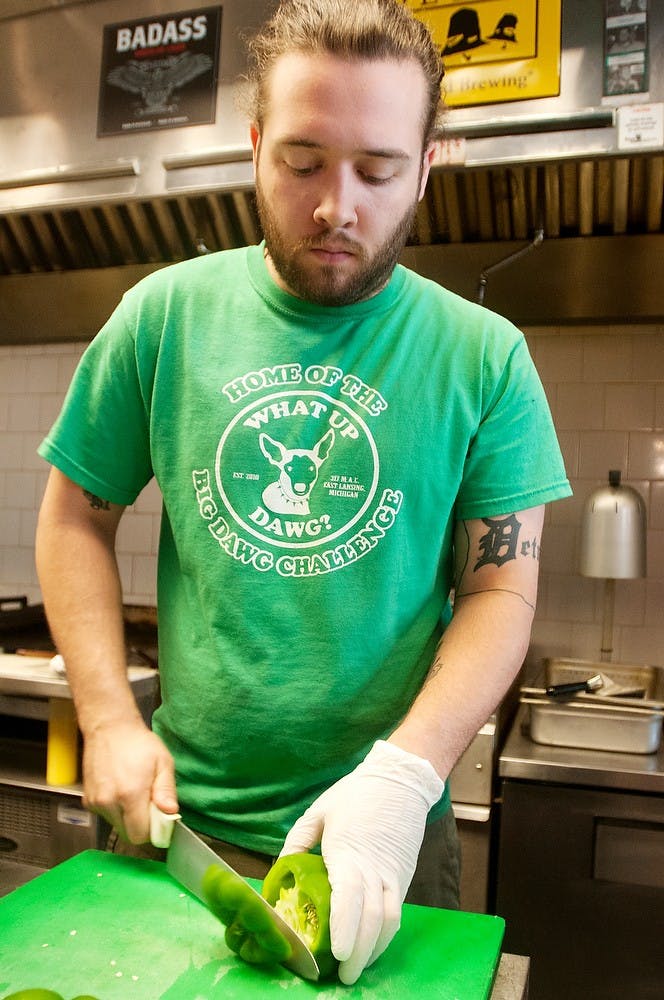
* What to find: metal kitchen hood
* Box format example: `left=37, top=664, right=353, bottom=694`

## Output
left=1, top=0, right=663, bottom=338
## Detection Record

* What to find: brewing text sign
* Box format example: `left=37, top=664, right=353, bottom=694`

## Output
left=403, top=0, right=562, bottom=108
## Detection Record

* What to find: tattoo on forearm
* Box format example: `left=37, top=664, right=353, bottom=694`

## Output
left=83, top=490, right=110, bottom=511
left=474, top=515, right=540, bottom=570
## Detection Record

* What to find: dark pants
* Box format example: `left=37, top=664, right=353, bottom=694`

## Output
left=107, top=808, right=461, bottom=910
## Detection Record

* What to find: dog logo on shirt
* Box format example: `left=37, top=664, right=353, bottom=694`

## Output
left=258, top=429, right=335, bottom=515
left=192, top=373, right=403, bottom=575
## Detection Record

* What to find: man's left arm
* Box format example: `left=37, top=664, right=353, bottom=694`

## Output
left=389, top=504, right=543, bottom=777
left=282, top=506, right=544, bottom=985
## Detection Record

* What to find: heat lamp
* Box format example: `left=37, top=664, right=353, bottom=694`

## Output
left=579, top=470, right=647, bottom=662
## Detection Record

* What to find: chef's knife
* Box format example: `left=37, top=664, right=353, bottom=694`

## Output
left=150, top=806, right=320, bottom=981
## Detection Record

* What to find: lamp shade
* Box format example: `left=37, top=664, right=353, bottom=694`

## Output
left=579, top=470, right=647, bottom=579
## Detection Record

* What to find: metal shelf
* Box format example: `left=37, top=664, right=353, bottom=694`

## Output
left=0, top=737, right=81, bottom=795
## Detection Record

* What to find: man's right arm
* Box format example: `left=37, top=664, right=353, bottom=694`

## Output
left=35, top=467, right=178, bottom=843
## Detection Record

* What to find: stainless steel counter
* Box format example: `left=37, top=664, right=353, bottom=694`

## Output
left=0, top=652, right=157, bottom=702
left=499, top=705, right=664, bottom=793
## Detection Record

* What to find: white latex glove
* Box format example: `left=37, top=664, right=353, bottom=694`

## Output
left=280, top=740, right=444, bottom=985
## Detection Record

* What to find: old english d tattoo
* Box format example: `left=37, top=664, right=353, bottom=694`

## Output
left=83, top=489, right=110, bottom=511
left=454, top=514, right=540, bottom=611
left=474, top=514, right=521, bottom=570
left=473, top=514, right=541, bottom=571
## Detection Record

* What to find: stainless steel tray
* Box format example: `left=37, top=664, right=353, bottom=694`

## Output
left=521, top=658, right=664, bottom=754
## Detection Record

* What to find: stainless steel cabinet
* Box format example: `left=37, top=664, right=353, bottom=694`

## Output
left=496, top=765, right=664, bottom=999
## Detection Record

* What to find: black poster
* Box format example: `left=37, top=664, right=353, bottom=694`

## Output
left=97, top=6, right=222, bottom=137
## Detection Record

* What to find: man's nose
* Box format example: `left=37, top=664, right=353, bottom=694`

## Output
left=312, top=168, right=358, bottom=229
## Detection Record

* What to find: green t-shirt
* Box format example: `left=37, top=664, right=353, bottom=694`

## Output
left=39, top=244, right=571, bottom=853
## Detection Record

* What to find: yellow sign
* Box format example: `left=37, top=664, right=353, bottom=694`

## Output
left=403, top=0, right=562, bottom=107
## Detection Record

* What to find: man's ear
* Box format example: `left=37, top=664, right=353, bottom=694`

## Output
left=418, top=141, right=437, bottom=201
left=250, top=124, right=261, bottom=170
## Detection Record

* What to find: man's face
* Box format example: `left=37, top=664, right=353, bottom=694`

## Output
left=251, top=52, right=435, bottom=306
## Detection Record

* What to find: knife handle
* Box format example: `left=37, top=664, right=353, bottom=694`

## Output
left=545, top=673, right=603, bottom=698
left=545, top=681, right=589, bottom=697
left=150, top=803, right=182, bottom=848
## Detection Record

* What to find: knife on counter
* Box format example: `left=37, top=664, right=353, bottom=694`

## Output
left=150, top=805, right=320, bottom=981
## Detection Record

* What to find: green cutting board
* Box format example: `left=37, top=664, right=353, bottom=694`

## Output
left=0, top=851, right=504, bottom=999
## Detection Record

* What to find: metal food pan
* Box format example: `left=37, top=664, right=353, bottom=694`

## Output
left=540, top=658, right=663, bottom=701
left=521, top=658, right=664, bottom=754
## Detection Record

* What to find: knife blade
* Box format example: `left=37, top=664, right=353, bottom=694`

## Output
left=153, top=809, right=320, bottom=981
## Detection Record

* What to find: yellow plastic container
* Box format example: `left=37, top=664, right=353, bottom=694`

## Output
left=46, top=698, right=79, bottom=785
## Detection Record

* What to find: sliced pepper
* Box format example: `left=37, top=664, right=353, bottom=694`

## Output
left=2, top=993, right=64, bottom=1000
left=1, top=991, right=100, bottom=999
left=201, top=864, right=292, bottom=966
left=262, top=853, right=336, bottom=979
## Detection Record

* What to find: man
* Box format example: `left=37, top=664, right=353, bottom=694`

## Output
left=35, top=0, right=571, bottom=986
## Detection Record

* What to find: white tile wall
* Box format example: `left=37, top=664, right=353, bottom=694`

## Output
left=0, top=342, right=161, bottom=606
left=526, top=323, right=664, bottom=672
left=2, top=325, right=663, bottom=669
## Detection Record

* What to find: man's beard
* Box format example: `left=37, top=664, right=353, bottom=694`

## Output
left=255, top=179, right=419, bottom=307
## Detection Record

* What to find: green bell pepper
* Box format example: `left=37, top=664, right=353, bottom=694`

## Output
left=201, top=852, right=336, bottom=979
left=262, top=853, right=336, bottom=979
left=2, top=992, right=100, bottom=1000
left=2, top=992, right=65, bottom=1000
left=201, top=865, right=292, bottom=966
